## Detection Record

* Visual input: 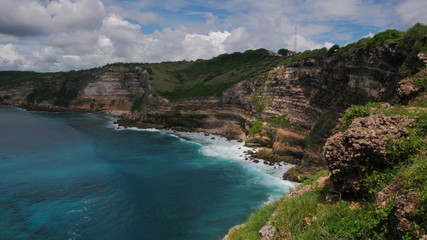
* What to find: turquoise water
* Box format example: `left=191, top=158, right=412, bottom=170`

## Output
left=0, top=106, right=294, bottom=240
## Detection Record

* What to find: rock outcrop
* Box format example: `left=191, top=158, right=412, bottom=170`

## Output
left=324, top=113, right=413, bottom=200
left=0, top=43, right=411, bottom=179
left=0, top=65, right=150, bottom=114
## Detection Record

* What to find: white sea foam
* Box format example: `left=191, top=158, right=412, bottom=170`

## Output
left=164, top=130, right=299, bottom=192
left=106, top=119, right=299, bottom=196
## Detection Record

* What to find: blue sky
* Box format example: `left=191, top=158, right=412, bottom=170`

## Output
left=0, top=0, right=426, bottom=71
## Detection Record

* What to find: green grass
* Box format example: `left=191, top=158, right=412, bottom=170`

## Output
left=340, top=102, right=384, bottom=131
left=249, top=121, right=263, bottom=135
left=268, top=115, right=291, bottom=127
left=413, top=76, right=427, bottom=89
left=141, top=49, right=282, bottom=100
left=156, top=81, right=237, bottom=100
left=0, top=70, right=89, bottom=87
left=226, top=201, right=278, bottom=240
left=279, top=23, right=427, bottom=77
left=231, top=88, right=427, bottom=239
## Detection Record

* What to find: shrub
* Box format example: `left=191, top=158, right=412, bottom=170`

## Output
left=131, top=96, right=145, bottom=112
left=251, top=96, right=267, bottom=111
left=249, top=121, right=263, bottom=135
left=327, top=44, right=340, bottom=56
left=413, top=76, right=427, bottom=89
left=340, top=102, right=383, bottom=131
left=268, top=115, right=291, bottom=127
left=278, top=48, right=289, bottom=56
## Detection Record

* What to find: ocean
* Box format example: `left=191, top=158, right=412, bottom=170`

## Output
left=0, top=106, right=295, bottom=240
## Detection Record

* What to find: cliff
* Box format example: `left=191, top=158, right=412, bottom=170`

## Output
left=224, top=69, right=427, bottom=240
left=0, top=43, right=415, bottom=182
left=118, top=41, right=408, bottom=181
left=0, top=65, right=150, bottom=114
left=1, top=25, right=426, bottom=183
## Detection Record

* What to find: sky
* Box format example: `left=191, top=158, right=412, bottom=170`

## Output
left=0, top=0, right=426, bottom=72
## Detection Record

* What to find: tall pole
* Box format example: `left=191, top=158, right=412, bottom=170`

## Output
left=294, top=26, right=298, bottom=53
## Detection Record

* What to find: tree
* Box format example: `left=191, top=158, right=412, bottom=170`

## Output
left=327, top=44, right=340, bottom=56
left=278, top=48, right=289, bottom=56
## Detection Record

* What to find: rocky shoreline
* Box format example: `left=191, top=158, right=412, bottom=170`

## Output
left=0, top=40, right=418, bottom=183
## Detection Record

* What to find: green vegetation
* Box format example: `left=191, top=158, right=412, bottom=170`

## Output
left=26, top=85, right=78, bottom=107
left=251, top=96, right=268, bottom=111
left=131, top=95, right=145, bottom=112
left=1, top=48, right=281, bottom=102
left=0, top=70, right=89, bottom=87
left=138, top=49, right=282, bottom=100
left=71, top=98, right=95, bottom=106
left=249, top=121, right=263, bottom=135
left=156, top=81, right=236, bottom=100
left=279, top=23, right=427, bottom=77
left=300, top=169, right=329, bottom=187
left=281, top=47, right=329, bottom=65
left=278, top=48, right=289, bottom=56
left=228, top=85, right=427, bottom=239
left=413, top=76, right=427, bottom=89
left=268, top=115, right=291, bottom=127
left=339, top=102, right=384, bottom=131
left=225, top=201, right=278, bottom=240
left=306, top=114, right=336, bottom=145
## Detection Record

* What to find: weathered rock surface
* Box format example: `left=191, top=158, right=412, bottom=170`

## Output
left=0, top=65, right=150, bottom=114
left=259, top=221, right=279, bottom=239
left=324, top=113, right=414, bottom=200
left=0, top=43, right=411, bottom=177
left=394, top=190, right=420, bottom=233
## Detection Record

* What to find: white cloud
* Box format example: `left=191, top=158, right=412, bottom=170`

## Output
left=0, top=33, right=17, bottom=42
left=33, top=47, right=58, bottom=63
left=0, top=44, right=31, bottom=70
left=0, top=0, right=106, bottom=36
left=285, top=35, right=334, bottom=52
left=107, top=6, right=159, bottom=25
left=396, top=0, right=427, bottom=25
left=47, top=0, right=106, bottom=32
left=181, top=31, right=230, bottom=60
left=1, top=0, right=427, bottom=71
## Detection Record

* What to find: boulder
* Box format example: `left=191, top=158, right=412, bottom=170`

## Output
left=323, top=113, right=414, bottom=199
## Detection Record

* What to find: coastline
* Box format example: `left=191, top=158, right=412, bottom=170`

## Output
left=109, top=116, right=299, bottom=188
left=2, top=103, right=301, bottom=185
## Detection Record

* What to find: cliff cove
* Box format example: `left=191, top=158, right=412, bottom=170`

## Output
left=0, top=106, right=296, bottom=239
left=1, top=23, right=427, bottom=239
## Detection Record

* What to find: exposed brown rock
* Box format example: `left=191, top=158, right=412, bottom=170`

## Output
left=375, top=179, right=404, bottom=207
left=259, top=221, right=279, bottom=240
left=324, top=113, right=414, bottom=199
left=0, top=43, right=409, bottom=177
left=397, top=77, right=420, bottom=103
left=394, top=190, right=419, bottom=233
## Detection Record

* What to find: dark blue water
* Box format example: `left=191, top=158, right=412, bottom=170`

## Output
left=0, top=106, right=293, bottom=240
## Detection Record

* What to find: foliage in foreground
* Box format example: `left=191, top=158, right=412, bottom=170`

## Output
left=227, top=96, right=427, bottom=240
left=225, top=202, right=278, bottom=240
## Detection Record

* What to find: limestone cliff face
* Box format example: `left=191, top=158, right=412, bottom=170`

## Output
left=115, top=44, right=407, bottom=180
left=224, top=43, right=404, bottom=128
left=0, top=65, right=149, bottom=114
left=0, top=44, right=409, bottom=180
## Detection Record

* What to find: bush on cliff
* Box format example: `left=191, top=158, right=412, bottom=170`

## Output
left=227, top=96, right=427, bottom=240
left=339, top=102, right=383, bottom=130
